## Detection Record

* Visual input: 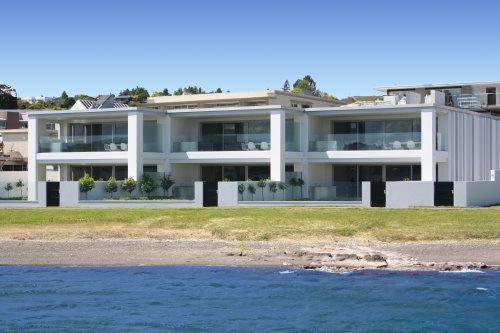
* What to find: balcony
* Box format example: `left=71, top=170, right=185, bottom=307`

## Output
left=309, top=132, right=422, bottom=152
left=172, top=133, right=271, bottom=152
left=457, top=93, right=499, bottom=109
left=39, top=135, right=128, bottom=153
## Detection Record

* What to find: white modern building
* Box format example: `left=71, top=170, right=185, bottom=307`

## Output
left=26, top=83, right=500, bottom=204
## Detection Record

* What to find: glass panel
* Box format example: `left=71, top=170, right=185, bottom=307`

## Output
left=222, top=166, right=246, bottom=181
left=92, top=166, right=113, bottom=181
left=143, top=121, right=162, bottom=152
left=411, top=165, right=421, bottom=181
left=201, top=166, right=223, bottom=182
left=247, top=165, right=270, bottom=181
left=114, top=166, right=128, bottom=180
left=386, top=165, right=412, bottom=181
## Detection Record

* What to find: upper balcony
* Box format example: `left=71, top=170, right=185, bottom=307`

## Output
left=309, top=132, right=421, bottom=152
left=173, top=133, right=271, bottom=152
left=39, top=134, right=129, bottom=153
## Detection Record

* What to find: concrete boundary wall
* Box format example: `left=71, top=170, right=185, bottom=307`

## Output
left=454, top=170, right=500, bottom=207
left=218, top=182, right=238, bottom=207
left=386, top=181, right=435, bottom=208
left=60, top=181, right=203, bottom=208
left=0, top=181, right=46, bottom=208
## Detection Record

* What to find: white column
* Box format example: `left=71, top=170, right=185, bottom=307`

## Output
left=158, top=115, right=171, bottom=174
left=270, top=110, right=285, bottom=181
left=421, top=109, right=436, bottom=181
left=27, top=116, right=40, bottom=201
left=127, top=112, right=144, bottom=180
left=299, top=113, right=309, bottom=196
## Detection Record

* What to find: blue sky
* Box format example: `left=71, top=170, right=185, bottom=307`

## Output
left=1, top=0, right=499, bottom=98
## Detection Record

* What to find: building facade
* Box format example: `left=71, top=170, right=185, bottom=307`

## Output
left=26, top=85, right=500, bottom=202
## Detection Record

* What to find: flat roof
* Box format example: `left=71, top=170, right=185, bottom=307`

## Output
left=375, top=81, right=500, bottom=92
left=145, top=89, right=336, bottom=105
left=0, top=128, right=28, bottom=133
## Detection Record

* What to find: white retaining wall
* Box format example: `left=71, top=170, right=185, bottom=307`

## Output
left=0, top=171, right=27, bottom=198
left=386, top=181, right=435, bottom=208
left=0, top=181, right=46, bottom=207
left=218, top=182, right=238, bottom=207
left=454, top=170, right=500, bottom=207
left=60, top=181, right=203, bottom=208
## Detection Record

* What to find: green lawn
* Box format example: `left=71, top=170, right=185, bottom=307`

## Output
left=0, top=207, right=498, bottom=242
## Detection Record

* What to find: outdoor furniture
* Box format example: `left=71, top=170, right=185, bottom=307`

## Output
left=247, top=142, right=256, bottom=150
left=109, top=143, right=118, bottom=151
left=104, top=143, right=111, bottom=151
left=240, top=142, right=248, bottom=150
left=260, top=141, right=269, bottom=150
left=406, top=140, right=416, bottom=149
left=392, top=141, right=402, bottom=149
left=120, top=143, right=128, bottom=151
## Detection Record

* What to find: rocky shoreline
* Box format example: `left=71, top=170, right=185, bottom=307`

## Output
left=0, top=239, right=498, bottom=272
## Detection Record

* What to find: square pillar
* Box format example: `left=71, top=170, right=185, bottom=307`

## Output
left=299, top=113, right=309, bottom=188
left=127, top=112, right=143, bottom=181
left=158, top=115, right=171, bottom=174
left=270, top=110, right=285, bottom=181
left=27, top=116, right=40, bottom=201
left=421, top=109, right=436, bottom=181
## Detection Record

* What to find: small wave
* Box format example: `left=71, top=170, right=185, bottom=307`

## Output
left=440, top=269, right=485, bottom=274
left=476, top=287, right=488, bottom=291
left=314, top=267, right=352, bottom=274
left=279, top=270, right=295, bottom=274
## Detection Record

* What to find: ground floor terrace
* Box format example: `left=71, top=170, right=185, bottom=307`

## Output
left=39, top=161, right=445, bottom=202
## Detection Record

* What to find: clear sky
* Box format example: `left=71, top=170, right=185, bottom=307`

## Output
left=2, top=0, right=499, bottom=98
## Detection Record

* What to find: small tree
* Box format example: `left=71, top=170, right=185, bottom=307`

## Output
left=238, top=183, right=245, bottom=201
left=121, top=177, right=137, bottom=198
left=296, top=178, right=305, bottom=199
left=79, top=173, right=95, bottom=200
left=269, top=181, right=278, bottom=200
left=4, top=183, right=13, bottom=198
left=278, top=182, right=288, bottom=200
left=288, top=177, right=298, bottom=199
left=247, top=183, right=256, bottom=201
left=15, top=179, right=25, bottom=198
left=140, top=173, right=156, bottom=198
left=257, top=179, right=267, bottom=200
left=160, top=173, right=175, bottom=197
left=104, top=176, right=118, bottom=199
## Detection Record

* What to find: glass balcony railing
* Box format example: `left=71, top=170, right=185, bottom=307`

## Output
left=172, top=133, right=271, bottom=152
left=143, top=122, right=163, bottom=153
left=39, top=135, right=128, bottom=153
left=309, top=132, right=421, bottom=151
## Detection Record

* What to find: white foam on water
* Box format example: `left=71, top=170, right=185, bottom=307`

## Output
left=314, top=267, right=352, bottom=275
left=476, top=287, right=488, bottom=291
left=279, top=270, right=295, bottom=274
left=440, top=268, right=485, bottom=274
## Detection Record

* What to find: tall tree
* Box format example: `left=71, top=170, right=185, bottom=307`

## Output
left=0, top=84, right=17, bottom=109
left=292, top=75, right=318, bottom=96
left=282, top=80, right=290, bottom=92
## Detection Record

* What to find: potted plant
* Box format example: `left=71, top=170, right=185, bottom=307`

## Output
left=4, top=183, right=12, bottom=198
left=104, top=176, right=118, bottom=199
left=79, top=173, right=95, bottom=200
left=15, top=179, right=24, bottom=198
left=257, top=178, right=267, bottom=200
left=278, top=181, right=288, bottom=200
left=238, top=183, right=245, bottom=201
left=121, top=177, right=137, bottom=199
left=160, top=173, right=175, bottom=198
left=140, top=173, right=156, bottom=199
left=247, top=183, right=256, bottom=201
left=269, top=181, right=278, bottom=200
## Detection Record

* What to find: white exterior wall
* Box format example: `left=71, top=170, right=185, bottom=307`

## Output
left=127, top=112, right=144, bottom=180
left=421, top=109, right=436, bottom=181
left=0, top=171, right=27, bottom=197
left=386, top=181, right=435, bottom=208
left=270, top=110, right=285, bottom=181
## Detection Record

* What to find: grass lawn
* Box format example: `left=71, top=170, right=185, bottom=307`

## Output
left=0, top=207, right=498, bottom=242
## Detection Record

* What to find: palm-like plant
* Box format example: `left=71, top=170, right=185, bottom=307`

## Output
left=4, top=183, right=13, bottom=198
left=278, top=181, right=288, bottom=200
left=247, top=183, right=256, bottom=201
left=269, top=181, right=278, bottom=200
left=288, top=177, right=298, bottom=199
left=296, top=178, right=305, bottom=199
left=257, top=179, right=267, bottom=200
left=15, top=179, right=25, bottom=198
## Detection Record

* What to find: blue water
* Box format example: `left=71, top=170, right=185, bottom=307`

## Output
left=0, top=266, right=498, bottom=332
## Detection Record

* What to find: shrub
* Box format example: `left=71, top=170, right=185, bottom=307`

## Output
left=4, top=183, right=13, bottom=198
left=296, top=178, right=305, bottom=199
left=79, top=173, right=95, bottom=200
left=160, top=173, right=175, bottom=197
left=15, top=179, right=25, bottom=197
left=121, top=177, right=137, bottom=198
left=238, top=183, right=245, bottom=200
left=140, top=173, right=156, bottom=198
left=104, top=176, right=118, bottom=199
left=247, top=183, right=256, bottom=200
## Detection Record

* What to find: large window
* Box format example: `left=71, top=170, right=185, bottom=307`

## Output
left=200, top=165, right=270, bottom=182
left=70, top=165, right=128, bottom=181
left=66, top=122, right=128, bottom=152
left=199, top=120, right=270, bottom=151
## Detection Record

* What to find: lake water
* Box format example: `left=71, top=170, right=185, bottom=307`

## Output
left=0, top=266, right=498, bottom=332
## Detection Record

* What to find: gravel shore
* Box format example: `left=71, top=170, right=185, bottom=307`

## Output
left=1, top=239, right=498, bottom=271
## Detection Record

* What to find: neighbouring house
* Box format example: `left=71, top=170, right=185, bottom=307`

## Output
left=70, top=94, right=129, bottom=111
left=25, top=82, right=500, bottom=205
left=0, top=128, right=28, bottom=171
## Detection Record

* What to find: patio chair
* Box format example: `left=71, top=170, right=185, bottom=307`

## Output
left=240, top=142, right=248, bottom=150
left=109, top=143, right=118, bottom=151
left=260, top=141, right=269, bottom=150
left=406, top=140, right=416, bottom=149
left=120, top=143, right=128, bottom=151
left=247, top=142, right=256, bottom=150
left=392, top=141, right=402, bottom=149
left=104, top=143, right=111, bottom=151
